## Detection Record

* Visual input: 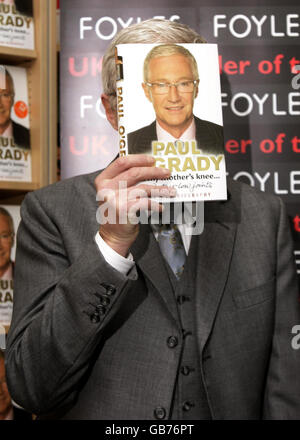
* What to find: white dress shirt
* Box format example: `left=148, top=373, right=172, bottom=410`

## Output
left=155, top=118, right=196, bottom=143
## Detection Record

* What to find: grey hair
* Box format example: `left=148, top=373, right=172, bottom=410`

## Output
left=102, top=19, right=206, bottom=111
left=143, top=44, right=199, bottom=83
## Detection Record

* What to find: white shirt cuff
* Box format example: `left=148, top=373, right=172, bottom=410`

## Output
left=95, top=232, right=135, bottom=276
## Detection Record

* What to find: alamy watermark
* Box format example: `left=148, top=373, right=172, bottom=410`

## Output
left=291, top=325, right=300, bottom=350
left=96, top=181, right=204, bottom=235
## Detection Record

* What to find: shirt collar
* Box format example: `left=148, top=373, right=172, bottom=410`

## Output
left=1, top=121, right=13, bottom=138
left=1, top=262, right=13, bottom=280
left=4, top=407, right=14, bottom=421
left=156, top=118, right=196, bottom=142
left=153, top=118, right=202, bottom=229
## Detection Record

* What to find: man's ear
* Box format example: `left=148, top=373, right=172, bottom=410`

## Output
left=101, top=94, right=118, bottom=130
left=194, top=80, right=199, bottom=99
left=142, top=83, right=152, bottom=103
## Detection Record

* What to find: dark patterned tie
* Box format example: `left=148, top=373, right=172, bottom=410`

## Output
left=156, top=224, right=186, bottom=279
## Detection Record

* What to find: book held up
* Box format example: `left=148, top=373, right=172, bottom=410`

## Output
left=115, top=43, right=227, bottom=203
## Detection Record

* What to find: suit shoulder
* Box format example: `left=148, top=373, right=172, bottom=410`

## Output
left=127, top=126, right=144, bottom=139
left=12, top=120, right=30, bottom=149
left=12, top=120, right=30, bottom=136
left=12, top=120, right=29, bottom=130
left=23, top=170, right=100, bottom=212
left=195, top=116, right=221, bottom=128
left=127, top=121, right=155, bottom=140
left=227, top=177, right=282, bottom=216
left=14, top=120, right=28, bottom=128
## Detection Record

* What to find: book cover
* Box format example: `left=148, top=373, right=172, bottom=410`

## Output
left=115, top=43, right=227, bottom=203
left=0, top=205, right=20, bottom=328
left=0, top=0, right=34, bottom=50
left=0, top=65, right=32, bottom=182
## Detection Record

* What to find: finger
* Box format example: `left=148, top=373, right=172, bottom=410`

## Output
left=116, top=165, right=170, bottom=188
left=97, top=155, right=155, bottom=181
left=97, top=166, right=171, bottom=191
left=127, top=198, right=163, bottom=224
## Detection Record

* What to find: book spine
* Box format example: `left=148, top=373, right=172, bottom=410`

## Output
left=115, top=47, right=127, bottom=157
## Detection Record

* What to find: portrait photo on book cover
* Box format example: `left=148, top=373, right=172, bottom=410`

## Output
left=0, top=66, right=30, bottom=150
left=0, top=205, right=20, bottom=329
left=0, top=0, right=33, bottom=17
left=120, top=43, right=224, bottom=156
left=0, top=206, right=20, bottom=281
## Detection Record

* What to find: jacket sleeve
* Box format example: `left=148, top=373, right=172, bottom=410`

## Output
left=263, top=197, right=300, bottom=419
left=5, top=191, right=137, bottom=415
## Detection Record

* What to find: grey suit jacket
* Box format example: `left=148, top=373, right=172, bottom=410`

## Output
left=127, top=116, right=224, bottom=155
left=5, top=171, right=300, bottom=419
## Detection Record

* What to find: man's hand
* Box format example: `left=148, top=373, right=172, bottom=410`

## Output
left=95, top=155, right=175, bottom=257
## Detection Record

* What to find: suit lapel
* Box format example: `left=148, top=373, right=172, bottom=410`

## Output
left=193, top=194, right=238, bottom=352
left=130, top=223, right=179, bottom=326
left=130, top=188, right=239, bottom=340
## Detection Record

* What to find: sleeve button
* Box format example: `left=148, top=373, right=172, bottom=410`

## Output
left=90, top=313, right=100, bottom=323
left=96, top=305, right=106, bottom=315
left=106, top=286, right=116, bottom=296
left=99, top=296, right=110, bottom=306
left=100, top=283, right=116, bottom=296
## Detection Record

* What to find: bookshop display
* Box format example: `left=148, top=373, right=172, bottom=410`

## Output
left=0, top=204, right=20, bottom=327
left=0, top=65, right=31, bottom=182
left=0, top=0, right=34, bottom=50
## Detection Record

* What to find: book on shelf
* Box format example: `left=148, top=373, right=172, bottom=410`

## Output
left=115, top=43, right=227, bottom=203
left=0, top=0, right=34, bottom=50
left=0, top=64, right=32, bottom=182
left=0, top=204, right=20, bottom=328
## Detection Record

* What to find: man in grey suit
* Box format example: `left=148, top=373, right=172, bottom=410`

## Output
left=5, top=19, right=300, bottom=420
left=128, top=44, right=223, bottom=155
